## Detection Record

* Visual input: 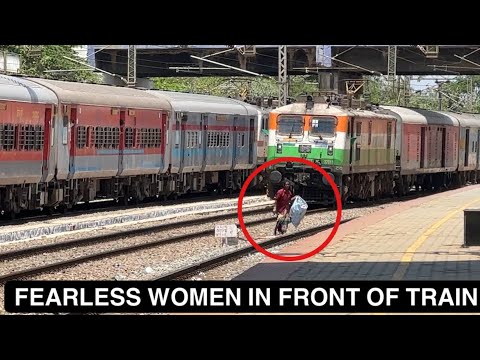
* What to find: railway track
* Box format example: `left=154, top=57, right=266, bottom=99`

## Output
left=0, top=190, right=263, bottom=225
left=0, top=186, right=463, bottom=284
left=0, top=204, right=273, bottom=262
left=152, top=188, right=456, bottom=282
left=0, top=206, right=332, bottom=283
left=154, top=218, right=353, bottom=281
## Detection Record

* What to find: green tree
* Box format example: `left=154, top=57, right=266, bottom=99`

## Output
left=0, top=45, right=100, bottom=83
left=365, top=74, right=480, bottom=113
left=364, top=75, right=440, bottom=110
left=153, top=75, right=317, bottom=101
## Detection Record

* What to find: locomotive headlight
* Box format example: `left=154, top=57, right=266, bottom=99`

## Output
left=327, top=145, right=334, bottom=156
left=322, top=171, right=335, bottom=186
left=277, top=143, right=283, bottom=153
left=269, top=170, right=282, bottom=184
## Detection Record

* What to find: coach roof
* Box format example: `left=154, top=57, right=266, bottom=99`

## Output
left=148, top=90, right=258, bottom=116
left=382, top=105, right=458, bottom=126
left=0, top=75, right=58, bottom=104
left=440, top=111, right=480, bottom=128
left=27, top=78, right=172, bottom=110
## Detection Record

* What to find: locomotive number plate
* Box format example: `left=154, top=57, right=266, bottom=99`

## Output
left=299, top=145, right=312, bottom=153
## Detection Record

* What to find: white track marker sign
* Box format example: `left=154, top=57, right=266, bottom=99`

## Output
left=215, top=224, right=238, bottom=246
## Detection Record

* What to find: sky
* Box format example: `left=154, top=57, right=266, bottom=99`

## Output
left=409, top=76, right=458, bottom=92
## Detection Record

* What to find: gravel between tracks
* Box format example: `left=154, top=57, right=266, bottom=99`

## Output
left=0, top=211, right=272, bottom=276
left=0, top=195, right=270, bottom=244
left=0, top=201, right=389, bottom=314
left=0, top=204, right=269, bottom=255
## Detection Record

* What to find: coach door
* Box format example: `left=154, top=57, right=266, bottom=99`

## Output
left=201, top=114, right=208, bottom=172
left=179, top=113, right=187, bottom=173
left=231, top=116, right=238, bottom=170
left=441, top=128, right=446, bottom=168
left=348, top=117, right=355, bottom=165
left=248, top=117, right=255, bottom=165
left=69, top=107, right=77, bottom=174
left=465, top=128, right=470, bottom=167
left=420, top=127, right=426, bottom=168
left=161, top=113, right=167, bottom=156
left=43, top=107, right=52, bottom=171
left=118, top=110, right=126, bottom=175
left=354, top=120, right=362, bottom=164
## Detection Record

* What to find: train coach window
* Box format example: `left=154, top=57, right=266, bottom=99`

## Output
left=87, top=126, right=94, bottom=148
left=186, top=131, right=199, bottom=148
left=238, top=133, right=245, bottom=147
left=95, top=127, right=104, bottom=148
left=112, top=127, right=120, bottom=149
left=19, top=125, right=36, bottom=151
left=207, top=132, right=214, bottom=147
left=141, top=128, right=157, bottom=148
left=77, top=126, right=87, bottom=148
left=34, top=125, right=44, bottom=151
left=0, top=124, right=15, bottom=151
left=277, top=116, right=303, bottom=136
left=104, top=127, right=113, bottom=148
left=154, top=129, right=161, bottom=147
left=140, top=128, right=148, bottom=148
left=125, top=127, right=134, bottom=148
left=310, top=117, right=336, bottom=137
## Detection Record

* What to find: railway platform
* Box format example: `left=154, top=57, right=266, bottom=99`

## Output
left=235, top=184, right=480, bottom=281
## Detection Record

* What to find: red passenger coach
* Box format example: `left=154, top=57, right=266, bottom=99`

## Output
left=0, top=76, right=58, bottom=216
left=118, top=108, right=167, bottom=177
left=0, top=101, right=48, bottom=182
left=384, top=106, right=460, bottom=193
left=29, top=78, right=172, bottom=208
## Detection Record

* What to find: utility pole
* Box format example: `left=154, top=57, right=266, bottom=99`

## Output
left=467, top=77, right=474, bottom=112
left=438, top=85, right=443, bottom=110
left=435, top=80, right=449, bottom=111
left=387, top=46, right=397, bottom=100
left=278, top=45, right=288, bottom=107
left=403, top=76, right=410, bottom=106
left=127, top=45, right=136, bottom=88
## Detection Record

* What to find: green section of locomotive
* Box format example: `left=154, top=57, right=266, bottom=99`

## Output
left=266, top=143, right=346, bottom=206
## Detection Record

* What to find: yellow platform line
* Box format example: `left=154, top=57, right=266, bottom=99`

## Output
left=392, top=197, right=480, bottom=280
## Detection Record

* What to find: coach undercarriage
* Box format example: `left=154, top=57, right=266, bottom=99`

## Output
left=0, top=169, right=256, bottom=219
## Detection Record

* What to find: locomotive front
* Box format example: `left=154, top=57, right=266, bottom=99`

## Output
left=266, top=97, right=349, bottom=206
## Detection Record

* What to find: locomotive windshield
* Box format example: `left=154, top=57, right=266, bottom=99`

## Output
left=310, top=117, right=336, bottom=137
left=277, top=116, right=304, bottom=136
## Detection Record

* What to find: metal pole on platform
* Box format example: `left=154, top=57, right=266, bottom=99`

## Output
left=127, top=45, right=137, bottom=88
left=387, top=46, right=397, bottom=99
left=278, top=45, right=288, bottom=107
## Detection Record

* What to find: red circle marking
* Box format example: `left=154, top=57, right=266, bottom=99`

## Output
left=238, top=157, right=342, bottom=261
